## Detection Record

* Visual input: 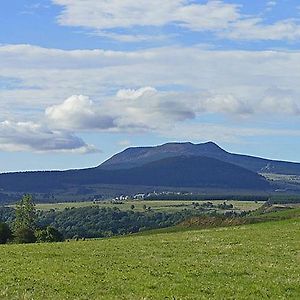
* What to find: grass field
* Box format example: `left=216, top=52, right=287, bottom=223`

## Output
left=0, top=215, right=299, bottom=299
left=33, top=200, right=264, bottom=213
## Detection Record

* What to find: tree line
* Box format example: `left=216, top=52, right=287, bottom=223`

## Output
left=0, top=196, right=206, bottom=243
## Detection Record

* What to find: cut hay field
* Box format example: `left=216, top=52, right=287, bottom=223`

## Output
left=0, top=216, right=299, bottom=299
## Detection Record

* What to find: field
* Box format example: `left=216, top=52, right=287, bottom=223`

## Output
left=0, top=214, right=299, bottom=299
left=33, top=200, right=264, bottom=213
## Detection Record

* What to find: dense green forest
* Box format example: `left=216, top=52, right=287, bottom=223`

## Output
left=0, top=205, right=206, bottom=239
left=38, top=207, right=203, bottom=238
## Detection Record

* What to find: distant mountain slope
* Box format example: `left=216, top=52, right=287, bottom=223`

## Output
left=0, top=156, right=270, bottom=193
left=105, top=156, right=270, bottom=190
left=100, top=142, right=300, bottom=175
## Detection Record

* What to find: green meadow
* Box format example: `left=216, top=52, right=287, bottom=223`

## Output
left=0, top=213, right=299, bottom=299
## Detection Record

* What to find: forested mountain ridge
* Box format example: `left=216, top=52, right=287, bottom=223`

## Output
left=3, top=141, right=300, bottom=203
left=100, top=141, right=300, bottom=175
left=0, top=156, right=270, bottom=193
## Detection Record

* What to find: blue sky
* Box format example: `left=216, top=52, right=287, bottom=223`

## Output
left=1, top=0, right=300, bottom=172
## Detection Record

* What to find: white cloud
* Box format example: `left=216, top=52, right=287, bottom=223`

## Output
left=89, top=30, right=169, bottom=42
left=43, top=86, right=300, bottom=135
left=225, top=18, right=300, bottom=41
left=0, top=120, right=98, bottom=153
left=2, top=44, right=300, bottom=151
left=51, top=0, right=300, bottom=41
left=199, top=94, right=252, bottom=115
left=52, top=0, right=239, bottom=31
left=1, top=45, right=300, bottom=118
left=45, top=89, right=196, bottom=132
left=160, top=122, right=300, bottom=144
left=174, top=0, right=239, bottom=31
left=45, top=95, right=115, bottom=130
left=116, top=87, right=157, bottom=100
left=259, top=87, right=300, bottom=115
left=2, top=44, right=300, bottom=111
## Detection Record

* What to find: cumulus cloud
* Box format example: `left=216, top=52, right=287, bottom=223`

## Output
left=45, top=89, right=197, bottom=132
left=45, top=95, right=115, bottom=130
left=0, top=120, right=98, bottom=153
left=44, top=86, right=300, bottom=135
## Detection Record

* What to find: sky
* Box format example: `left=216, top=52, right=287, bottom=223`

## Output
left=1, top=0, right=300, bottom=172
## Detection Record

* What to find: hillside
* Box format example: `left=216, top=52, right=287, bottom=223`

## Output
left=100, top=141, right=300, bottom=175
left=0, top=156, right=270, bottom=195
left=0, top=217, right=299, bottom=299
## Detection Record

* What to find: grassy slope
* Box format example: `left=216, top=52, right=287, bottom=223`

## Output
left=0, top=217, right=299, bottom=299
left=249, top=207, right=300, bottom=220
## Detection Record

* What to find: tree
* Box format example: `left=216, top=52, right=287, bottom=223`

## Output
left=130, top=204, right=135, bottom=210
left=14, top=227, right=36, bottom=244
left=35, top=226, right=64, bottom=243
left=14, top=194, right=37, bottom=243
left=0, top=222, right=12, bottom=244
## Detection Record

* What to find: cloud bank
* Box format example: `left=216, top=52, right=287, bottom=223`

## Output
left=52, top=0, right=300, bottom=41
left=1, top=44, right=300, bottom=153
left=44, top=87, right=300, bottom=134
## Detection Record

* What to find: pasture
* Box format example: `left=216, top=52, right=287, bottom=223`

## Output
left=0, top=215, right=299, bottom=299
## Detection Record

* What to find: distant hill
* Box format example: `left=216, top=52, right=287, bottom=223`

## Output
left=3, top=141, right=300, bottom=203
left=0, top=155, right=270, bottom=196
left=95, top=156, right=270, bottom=190
left=100, top=141, right=300, bottom=175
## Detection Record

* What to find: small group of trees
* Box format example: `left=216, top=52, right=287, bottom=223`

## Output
left=0, top=194, right=63, bottom=244
left=217, top=202, right=234, bottom=210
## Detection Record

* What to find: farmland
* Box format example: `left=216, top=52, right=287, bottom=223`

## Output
left=0, top=211, right=299, bottom=299
left=33, top=200, right=265, bottom=213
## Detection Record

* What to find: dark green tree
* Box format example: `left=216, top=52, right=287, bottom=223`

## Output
left=14, top=194, right=37, bottom=243
left=0, top=222, right=12, bottom=244
left=35, top=226, right=64, bottom=243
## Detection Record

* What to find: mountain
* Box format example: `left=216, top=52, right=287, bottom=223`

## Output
left=109, top=156, right=270, bottom=190
left=3, top=141, right=300, bottom=204
left=0, top=155, right=270, bottom=194
left=100, top=141, right=300, bottom=175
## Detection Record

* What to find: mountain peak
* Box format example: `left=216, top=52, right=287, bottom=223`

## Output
left=100, top=141, right=227, bottom=170
left=196, top=141, right=225, bottom=151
